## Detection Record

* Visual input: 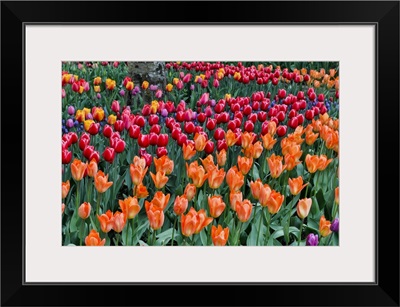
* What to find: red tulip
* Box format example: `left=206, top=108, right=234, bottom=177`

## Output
left=297, top=114, right=304, bottom=125
left=89, top=151, right=100, bottom=163
left=141, top=152, right=152, bottom=167
left=203, top=140, right=214, bottom=154
left=288, top=117, right=299, bottom=129
left=276, top=125, right=287, bottom=137
left=68, top=132, right=78, bottom=144
left=150, top=124, right=161, bottom=134
left=278, top=89, right=286, bottom=99
left=288, top=109, right=297, bottom=119
left=197, top=112, right=206, bottom=123
left=114, top=120, right=124, bottom=132
left=277, top=111, right=285, bottom=122
left=83, top=145, right=95, bottom=160
left=320, top=105, right=327, bottom=115
left=217, top=139, right=228, bottom=152
left=206, top=118, right=216, bottom=131
left=156, top=147, right=168, bottom=157
left=157, top=134, right=169, bottom=147
left=305, top=109, right=314, bottom=120
left=244, top=120, right=254, bottom=132
left=102, top=147, right=115, bottom=163
left=79, top=133, right=90, bottom=150
left=138, top=134, right=150, bottom=148
left=141, top=105, right=151, bottom=116
left=176, top=111, right=185, bottom=122
left=103, top=124, right=113, bottom=138
left=135, top=115, right=145, bottom=127
left=214, top=128, right=225, bottom=140
left=309, top=91, right=316, bottom=101
left=129, top=125, right=141, bottom=138
left=184, top=122, right=195, bottom=134
left=149, top=133, right=159, bottom=146
left=318, top=94, right=325, bottom=102
left=149, top=114, right=159, bottom=126
left=114, top=139, right=126, bottom=153
left=297, top=91, right=305, bottom=100
left=62, top=149, right=72, bottom=164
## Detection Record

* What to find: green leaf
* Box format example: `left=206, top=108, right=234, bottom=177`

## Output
left=121, top=222, right=133, bottom=246
left=156, top=228, right=174, bottom=246
left=200, top=229, right=208, bottom=246
left=69, top=210, right=80, bottom=233
left=252, top=166, right=260, bottom=180
left=296, top=163, right=304, bottom=177
left=310, top=196, right=319, bottom=217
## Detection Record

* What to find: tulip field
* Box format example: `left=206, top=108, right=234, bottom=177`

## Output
left=61, top=61, right=339, bottom=246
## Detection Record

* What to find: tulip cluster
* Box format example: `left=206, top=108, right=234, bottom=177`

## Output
left=61, top=61, right=339, bottom=246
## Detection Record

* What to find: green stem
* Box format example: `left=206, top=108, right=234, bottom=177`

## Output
left=236, top=221, right=243, bottom=246
left=332, top=203, right=339, bottom=220
left=87, top=177, right=92, bottom=203
left=263, top=209, right=270, bottom=245
left=298, top=218, right=304, bottom=246
left=326, top=232, right=333, bottom=246
left=256, top=206, right=265, bottom=246
left=79, top=220, right=85, bottom=246
left=75, top=180, right=81, bottom=212
left=96, top=193, right=102, bottom=215
left=125, top=219, right=130, bottom=246
left=131, top=218, right=135, bottom=246
left=152, top=229, right=156, bottom=246
left=171, top=216, right=177, bottom=246
left=116, top=233, right=120, bottom=246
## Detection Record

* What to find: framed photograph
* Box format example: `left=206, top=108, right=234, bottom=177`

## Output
left=1, top=1, right=399, bottom=306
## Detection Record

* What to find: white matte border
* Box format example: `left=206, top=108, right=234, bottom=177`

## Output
left=25, top=25, right=375, bottom=283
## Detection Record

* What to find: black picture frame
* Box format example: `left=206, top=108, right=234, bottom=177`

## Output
left=1, top=1, right=399, bottom=306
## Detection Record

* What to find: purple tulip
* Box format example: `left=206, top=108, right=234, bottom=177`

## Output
left=330, top=218, right=339, bottom=232
left=132, top=86, right=140, bottom=96
left=161, top=109, right=168, bottom=117
left=306, top=233, right=319, bottom=246
left=119, top=89, right=125, bottom=96
left=62, top=88, right=66, bottom=98
left=67, top=105, right=75, bottom=115
left=190, top=84, right=195, bottom=91
left=66, top=118, right=74, bottom=128
left=210, top=99, right=216, bottom=107
left=150, top=84, right=158, bottom=91
left=96, top=93, right=101, bottom=99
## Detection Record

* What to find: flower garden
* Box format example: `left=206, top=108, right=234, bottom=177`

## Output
left=61, top=61, right=339, bottom=246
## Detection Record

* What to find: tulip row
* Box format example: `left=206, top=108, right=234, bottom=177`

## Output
left=61, top=61, right=339, bottom=246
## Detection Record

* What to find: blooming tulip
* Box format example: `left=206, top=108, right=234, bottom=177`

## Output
left=296, top=198, right=312, bottom=219
left=71, top=159, right=87, bottom=181
left=211, top=225, right=229, bottom=246
left=288, top=176, right=308, bottom=195
left=85, top=229, right=105, bottom=246
left=78, top=202, right=91, bottom=219
left=236, top=199, right=253, bottom=223
left=208, top=196, right=226, bottom=218
left=119, top=196, right=140, bottom=219
left=319, top=215, right=332, bottom=237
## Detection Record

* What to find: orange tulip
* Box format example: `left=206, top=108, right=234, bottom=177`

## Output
left=93, top=76, right=102, bottom=85
left=112, top=211, right=126, bottom=233
left=208, top=196, right=226, bottom=218
left=62, top=180, right=70, bottom=199
left=145, top=202, right=165, bottom=231
left=229, top=190, right=243, bottom=211
left=335, top=187, right=339, bottom=205
left=312, top=119, right=322, bottom=132
left=119, top=196, right=140, bottom=219
left=94, top=170, right=113, bottom=193
left=294, top=126, right=305, bottom=137
left=226, top=129, right=239, bottom=147
left=250, top=179, right=263, bottom=200
left=266, top=190, right=284, bottom=214
left=236, top=199, right=253, bottom=223
left=208, top=167, right=225, bottom=189
left=130, top=160, right=148, bottom=186
left=173, top=195, right=188, bottom=215
left=319, top=113, right=330, bottom=125
left=259, top=184, right=272, bottom=207
left=71, top=159, right=87, bottom=181
left=319, top=215, right=332, bottom=237
left=243, top=141, right=263, bottom=159
left=200, top=154, right=216, bottom=173
left=296, top=198, right=312, bottom=219
left=241, top=132, right=255, bottom=149
left=261, top=133, right=277, bottom=150
left=288, top=176, right=308, bottom=195
left=305, top=131, right=319, bottom=146
left=267, top=154, right=286, bottom=178
left=320, top=125, right=331, bottom=141
left=151, top=191, right=170, bottom=210
left=154, top=156, right=174, bottom=175
left=97, top=210, right=114, bottom=233
left=284, top=153, right=302, bottom=171
left=142, top=80, right=149, bottom=90
left=150, top=171, right=169, bottom=189
left=287, top=131, right=304, bottom=145
left=318, top=155, right=333, bottom=171
left=78, top=202, right=91, bottom=219
left=181, top=207, right=198, bottom=237
left=135, top=183, right=149, bottom=199
left=182, top=143, right=197, bottom=160
left=85, top=229, right=106, bottom=246
left=216, top=149, right=227, bottom=167
left=194, top=133, right=207, bottom=151
left=226, top=166, right=244, bottom=191
left=186, top=162, right=208, bottom=188
left=325, top=130, right=339, bottom=152
left=184, top=183, right=197, bottom=201
left=268, top=121, right=277, bottom=136
left=305, top=154, right=319, bottom=173
left=195, top=209, right=213, bottom=234
left=87, top=159, right=98, bottom=177
left=106, top=78, right=116, bottom=90
left=238, top=156, right=253, bottom=175
left=211, top=225, right=229, bottom=246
